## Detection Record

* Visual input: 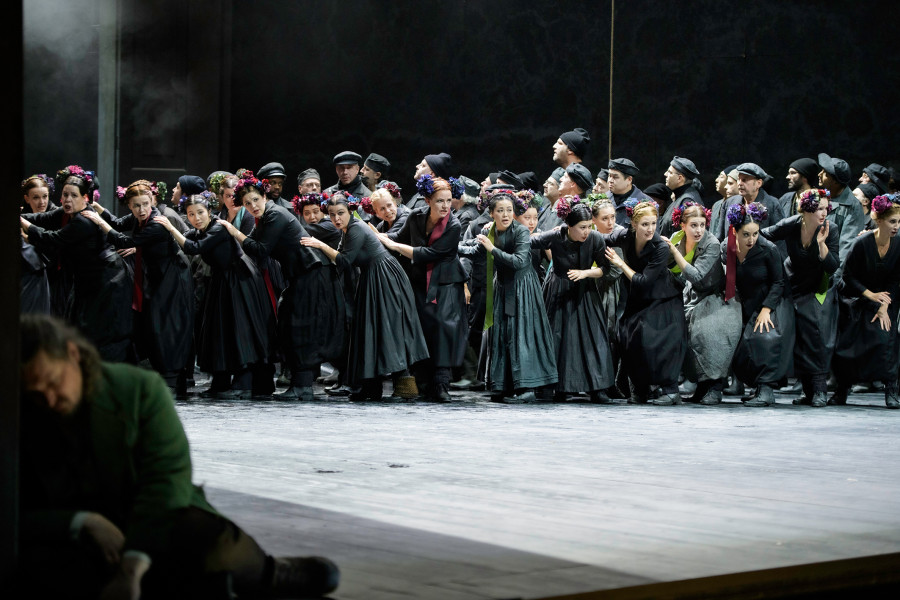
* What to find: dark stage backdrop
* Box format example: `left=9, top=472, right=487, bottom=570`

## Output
left=228, top=0, right=898, bottom=201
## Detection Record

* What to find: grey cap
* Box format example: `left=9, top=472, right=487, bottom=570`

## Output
left=459, top=175, right=480, bottom=198
left=333, top=151, right=362, bottom=165
left=608, top=158, right=639, bottom=177
left=297, top=168, right=321, bottom=185
left=670, top=156, right=700, bottom=179
left=817, top=153, right=851, bottom=186
left=735, top=162, right=769, bottom=181
left=364, top=153, right=390, bottom=175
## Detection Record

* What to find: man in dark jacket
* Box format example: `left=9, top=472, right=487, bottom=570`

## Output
left=658, top=156, right=703, bottom=237
left=17, top=314, right=339, bottom=599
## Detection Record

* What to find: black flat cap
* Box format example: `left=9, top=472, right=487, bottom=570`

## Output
left=518, top=171, right=539, bottom=193
left=608, top=158, right=639, bottom=177
left=550, top=167, right=565, bottom=183
left=297, top=168, right=321, bottom=184
left=736, top=162, right=769, bottom=181
left=863, top=163, right=890, bottom=193
left=817, top=153, right=851, bottom=186
left=670, top=156, right=700, bottom=179
left=566, top=163, right=593, bottom=193
left=424, top=153, right=454, bottom=179
left=178, top=175, right=207, bottom=196
left=559, top=128, right=591, bottom=159
left=596, top=169, right=609, bottom=182
left=333, top=151, right=362, bottom=165
left=497, top=170, right=524, bottom=190
left=365, top=153, right=390, bottom=175
left=258, top=162, right=286, bottom=179
left=789, top=158, right=819, bottom=186
left=643, top=183, right=671, bottom=203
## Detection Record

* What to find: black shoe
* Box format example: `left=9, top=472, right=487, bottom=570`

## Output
left=743, top=384, right=775, bottom=407
left=269, top=556, right=340, bottom=598
left=274, top=386, right=314, bottom=401
left=652, top=392, right=683, bottom=406
left=886, top=391, right=899, bottom=409
left=811, top=391, right=828, bottom=407
left=724, top=378, right=745, bottom=396
left=792, top=396, right=812, bottom=405
left=501, top=391, right=537, bottom=404
left=699, top=389, right=723, bottom=405
left=678, top=380, right=697, bottom=396
left=828, top=389, right=849, bottom=405
left=216, top=389, right=251, bottom=400
left=324, top=384, right=352, bottom=397
left=776, top=381, right=803, bottom=395
left=606, top=386, right=627, bottom=400
left=589, top=390, right=614, bottom=404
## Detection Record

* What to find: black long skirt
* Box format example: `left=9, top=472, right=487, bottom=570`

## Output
left=346, top=255, right=430, bottom=385
left=619, top=294, right=686, bottom=387
left=543, top=274, right=614, bottom=393
left=733, top=295, right=795, bottom=386
left=278, top=265, right=346, bottom=370
left=196, top=255, right=275, bottom=374
left=833, top=296, right=900, bottom=384
left=792, top=287, right=838, bottom=376
left=138, top=253, right=195, bottom=374
left=413, top=281, right=468, bottom=368
left=72, top=250, right=132, bottom=362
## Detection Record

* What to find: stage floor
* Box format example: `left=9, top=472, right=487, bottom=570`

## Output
left=177, top=384, right=900, bottom=599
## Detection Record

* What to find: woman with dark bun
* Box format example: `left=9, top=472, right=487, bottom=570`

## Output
left=154, top=192, right=276, bottom=399
left=761, top=189, right=840, bottom=407
left=301, top=193, right=429, bottom=401
left=219, top=171, right=345, bottom=401
left=530, top=197, right=613, bottom=402
left=20, top=165, right=132, bottom=360
left=603, top=200, right=686, bottom=405
left=722, top=201, right=795, bottom=407
left=831, top=194, right=900, bottom=408
left=83, top=180, right=195, bottom=394
left=458, top=188, right=557, bottom=402
left=663, top=201, right=741, bottom=405
left=378, top=175, right=469, bottom=401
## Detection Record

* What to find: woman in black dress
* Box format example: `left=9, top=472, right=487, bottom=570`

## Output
left=832, top=194, right=900, bottom=408
left=219, top=171, right=345, bottom=401
left=761, top=189, right=840, bottom=407
left=530, top=199, right=613, bottom=402
left=663, top=202, right=741, bottom=405
left=378, top=175, right=469, bottom=401
left=21, top=174, right=68, bottom=315
left=722, top=202, right=795, bottom=407
left=369, top=184, right=411, bottom=235
left=301, top=194, right=429, bottom=401
left=20, top=166, right=132, bottom=361
left=154, top=193, right=275, bottom=399
left=458, top=188, right=558, bottom=402
left=603, top=200, right=686, bottom=405
left=83, top=181, right=195, bottom=394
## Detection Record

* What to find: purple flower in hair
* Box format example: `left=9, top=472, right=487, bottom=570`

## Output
left=556, top=195, right=582, bottom=219
left=725, top=203, right=745, bottom=227
left=871, top=194, right=897, bottom=215
left=449, top=177, right=465, bottom=200
left=415, top=174, right=436, bottom=197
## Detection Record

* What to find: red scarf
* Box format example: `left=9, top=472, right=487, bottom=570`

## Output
left=724, top=226, right=737, bottom=301
left=425, top=212, right=450, bottom=305
left=255, top=216, right=278, bottom=312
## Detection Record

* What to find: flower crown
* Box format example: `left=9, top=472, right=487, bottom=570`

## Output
left=208, top=172, right=229, bottom=196
left=726, top=201, right=768, bottom=227
left=512, top=189, right=539, bottom=214
left=234, top=170, right=270, bottom=197
left=360, top=196, right=375, bottom=215
left=324, top=191, right=360, bottom=214
left=584, top=192, right=610, bottom=207
left=22, top=173, right=55, bottom=196
left=671, top=200, right=711, bottom=228
left=476, top=187, right=530, bottom=213
left=871, top=194, right=900, bottom=215
left=292, top=193, right=325, bottom=213
left=56, top=165, right=98, bottom=202
left=378, top=181, right=402, bottom=199
left=798, top=188, right=833, bottom=214
left=555, top=195, right=583, bottom=219
left=415, top=174, right=464, bottom=199
left=624, top=198, right=659, bottom=218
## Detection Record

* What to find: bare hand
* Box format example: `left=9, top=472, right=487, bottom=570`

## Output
left=604, top=247, right=623, bottom=268
left=117, top=248, right=136, bottom=258
left=152, top=216, right=172, bottom=230
left=872, top=308, right=892, bottom=332
left=376, top=233, right=396, bottom=250
left=216, top=219, right=236, bottom=234
left=99, top=571, right=141, bottom=600
left=300, top=236, right=322, bottom=249
left=464, top=283, right=471, bottom=305
left=753, top=308, right=774, bottom=333
left=475, top=234, right=495, bottom=252
left=82, top=512, right=125, bottom=566
left=567, top=269, right=587, bottom=281
left=816, top=220, right=830, bottom=245
left=20, top=216, right=30, bottom=231
left=868, top=291, right=891, bottom=306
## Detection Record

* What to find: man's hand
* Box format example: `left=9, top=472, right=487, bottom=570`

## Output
left=82, top=512, right=125, bottom=565
left=100, top=555, right=150, bottom=600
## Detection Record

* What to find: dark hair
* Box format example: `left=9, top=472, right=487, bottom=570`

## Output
left=324, top=191, right=360, bottom=214
left=20, top=314, right=102, bottom=399
left=565, top=203, right=593, bottom=227
left=488, top=191, right=520, bottom=215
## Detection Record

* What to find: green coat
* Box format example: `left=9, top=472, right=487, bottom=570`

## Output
left=20, top=362, right=216, bottom=558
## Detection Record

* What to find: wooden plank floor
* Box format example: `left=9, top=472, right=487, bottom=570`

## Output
left=177, top=386, right=900, bottom=599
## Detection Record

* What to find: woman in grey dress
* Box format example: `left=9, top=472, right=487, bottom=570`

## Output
left=663, top=201, right=741, bottom=405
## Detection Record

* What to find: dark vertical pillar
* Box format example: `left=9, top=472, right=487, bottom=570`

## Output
left=1, top=0, right=24, bottom=583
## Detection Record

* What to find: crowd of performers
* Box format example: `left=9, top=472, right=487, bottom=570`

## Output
left=18, top=137, right=900, bottom=409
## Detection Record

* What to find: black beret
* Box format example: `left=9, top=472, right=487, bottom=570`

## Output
left=596, top=169, right=609, bottom=182
left=817, top=153, right=852, bottom=186
left=863, top=163, right=890, bottom=193
left=736, top=162, right=769, bottom=181
left=857, top=183, right=880, bottom=201
left=364, top=153, right=390, bottom=175
left=497, top=170, right=524, bottom=190
left=608, top=158, right=639, bottom=177
left=488, top=172, right=500, bottom=184
left=333, top=151, right=362, bottom=165
left=486, top=183, right=515, bottom=192
left=297, top=168, right=321, bottom=184
left=566, top=163, right=593, bottom=193
left=178, top=175, right=207, bottom=196
left=424, top=153, right=454, bottom=179
left=789, top=158, right=819, bottom=187
left=550, top=167, right=565, bottom=183
left=559, top=128, right=591, bottom=159
left=517, top=171, right=539, bottom=193
left=257, top=162, right=286, bottom=179
left=643, top=183, right=671, bottom=203
left=670, top=156, right=700, bottom=179
left=723, top=165, right=738, bottom=177
left=459, top=175, right=481, bottom=198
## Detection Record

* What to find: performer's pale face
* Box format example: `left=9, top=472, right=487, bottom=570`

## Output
left=302, top=204, right=323, bottom=224
left=682, top=216, right=706, bottom=243
left=491, top=199, right=515, bottom=231
left=242, top=190, right=267, bottom=219
left=373, top=194, right=397, bottom=224
left=25, top=185, right=50, bottom=213
left=877, top=213, right=900, bottom=238
left=427, top=189, right=452, bottom=220
left=299, top=178, right=321, bottom=194
left=634, top=215, right=657, bottom=241
left=222, top=186, right=237, bottom=210
left=607, top=170, right=632, bottom=195
left=22, top=342, right=83, bottom=416
left=60, top=185, right=88, bottom=214
left=414, top=159, right=433, bottom=180
left=543, top=177, right=560, bottom=201
left=568, top=220, right=592, bottom=242
left=736, top=222, right=760, bottom=252
left=186, top=204, right=211, bottom=230
left=129, top=195, right=153, bottom=222
left=328, top=204, right=351, bottom=231
left=804, top=198, right=829, bottom=226
left=517, top=207, right=538, bottom=233
left=592, top=177, right=609, bottom=195
left=593, top=207, right=616, bottom=234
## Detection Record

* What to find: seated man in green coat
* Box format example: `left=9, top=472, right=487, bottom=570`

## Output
left=16, top=313, right=339, bottom=599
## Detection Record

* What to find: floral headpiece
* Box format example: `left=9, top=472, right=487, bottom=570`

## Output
left=176, top=190, right=220, bottom=212
left=624, top=198, right=659, bottom=218
left=360, top=196, right=375, bottom=215
left=672, top=200, right=712, bottom=228
left=416, top=174, right=437, bottom=197
left=378, top=181, right=402, bottom=199
left=325, top=191, right=360, bottom=214
left=21, top=173, right=55, bottom=196
left=584, top=192, right=610, bottom=208
left=208, top=172, right=229, bottom=196
left=153, top=181, right=167, bottom=203
left=234, top=170, right=270, bottom=197
left=55, top=164, right=98, bottom=202
left=555, top=195, right=583, bottom=219
left=449, top=177, right=465, bottom=200
left=726, top=201, right=768, bottom=227
left=292, top=193, right=325, bottom=213
left=871, top=194, right=900, bottom=215
left=476, top=187, right=519, bottom=213
left=798, top=188, right=833, bottom=214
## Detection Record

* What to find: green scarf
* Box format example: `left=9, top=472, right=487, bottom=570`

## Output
left=668, top=230, right=695, bottom=274
left=483, top=223, right=496, bottom=331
